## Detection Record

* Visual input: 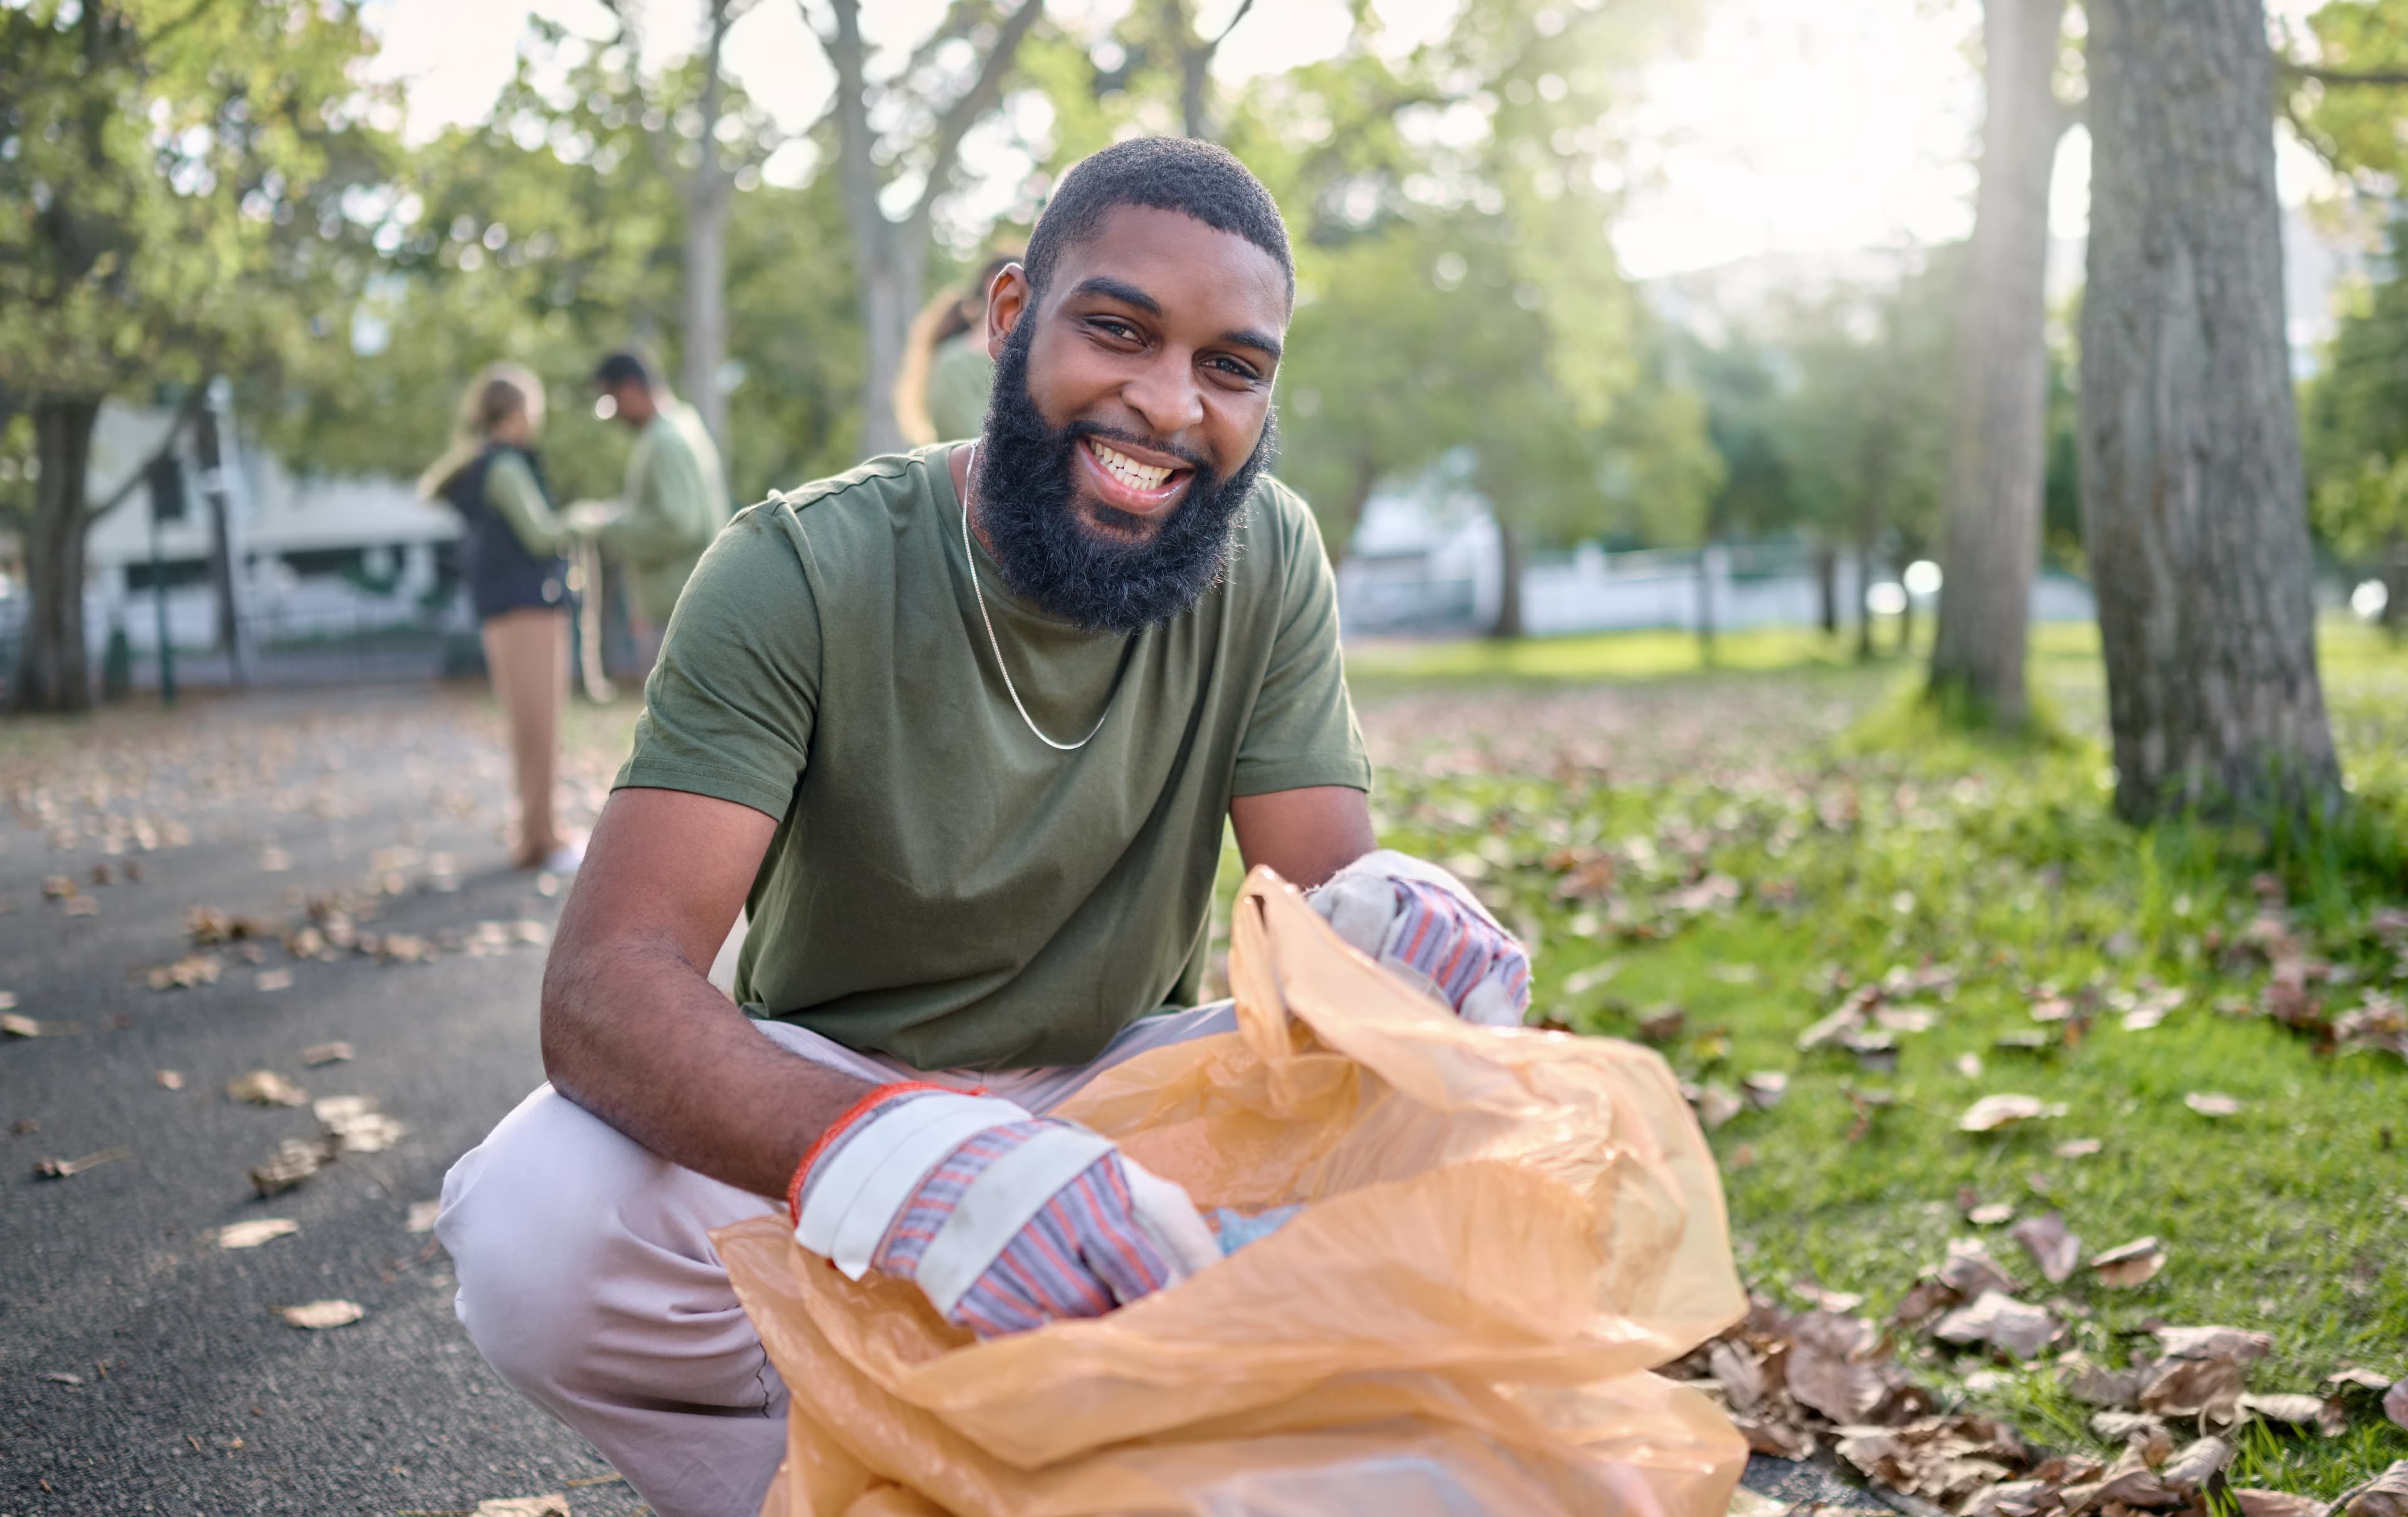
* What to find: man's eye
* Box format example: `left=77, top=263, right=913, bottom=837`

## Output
left=1210, top=357, right=1262, bottom=382
left=1090, top=318, right=1140, bottom=341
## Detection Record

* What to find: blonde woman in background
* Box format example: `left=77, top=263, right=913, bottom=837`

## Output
left=893, top=250, right=1020, bottom=446
left=418, top=363, right=583, bottom=874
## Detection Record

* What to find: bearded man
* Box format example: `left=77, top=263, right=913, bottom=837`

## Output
left=435, top=137, right=1530, bottom=1517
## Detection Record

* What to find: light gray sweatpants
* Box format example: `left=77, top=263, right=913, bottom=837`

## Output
left=435, top=1003, right=1236, bottom=1517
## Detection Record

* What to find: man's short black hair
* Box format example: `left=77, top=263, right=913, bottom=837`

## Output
left=1022, top=136, right=1294, bottom=305
left=593, top=351, right=653, bottom=389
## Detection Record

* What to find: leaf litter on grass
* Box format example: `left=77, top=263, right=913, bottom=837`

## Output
left=1342, top=660, right=2408, bottom=1506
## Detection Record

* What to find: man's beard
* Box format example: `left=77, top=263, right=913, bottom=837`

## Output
left=971, top=321, right=1274, bottom=634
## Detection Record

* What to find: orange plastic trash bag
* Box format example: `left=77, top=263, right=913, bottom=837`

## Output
left=718, top=868, right=1748, bottom=1517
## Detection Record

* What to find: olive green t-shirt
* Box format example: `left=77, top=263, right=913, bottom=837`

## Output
left=613, top=445, right=1370, bottom=1069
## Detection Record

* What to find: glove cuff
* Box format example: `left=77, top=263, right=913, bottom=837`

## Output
left=788, top=1080, right=954, bottom=1226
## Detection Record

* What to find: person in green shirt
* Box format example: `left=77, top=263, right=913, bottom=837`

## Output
left=436, top=138, right=1533, bottom=1517
left=895, top=249, right=1017, bottom=445
left=574, top=352, right=731, bottom=667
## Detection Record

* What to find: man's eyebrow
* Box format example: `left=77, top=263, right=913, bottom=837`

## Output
left=1069, top=273, right=1282, bottom=362
left=1221, top=327, right=1283, bottom=363
left=1069, top=275, right=1160, bottom=315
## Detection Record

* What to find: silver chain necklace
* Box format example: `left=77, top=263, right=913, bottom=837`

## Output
left=958, top=441, right=1120, bottom=752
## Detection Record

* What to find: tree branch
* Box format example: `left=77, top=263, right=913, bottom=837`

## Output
left=907, top=0, right=1045, bottom=233
left=2284, top=61, right=2408, bottom=88
left=1211, top=0, right=1259, bottom=48
left=83, top=384, right=208, bottom=529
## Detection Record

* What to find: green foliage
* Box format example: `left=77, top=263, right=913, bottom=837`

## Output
left=2283, top=2, right=2408, bottom=186
left=1138, top=0, right=1723, bottom=556
left=1767, top=250, right=1959, bottom=560
left=254, top=24, right=862, bottom=506
left=0, top=0, right=393, bottom=483
left=2302, top=219, right=2408, bottom=569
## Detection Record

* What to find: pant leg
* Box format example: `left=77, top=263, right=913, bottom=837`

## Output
left=478, top=608, right=566, bottom=862
left=436, top=1021, right=894, bottom=1517
left=436, top=1008, right=1237, bottom=1517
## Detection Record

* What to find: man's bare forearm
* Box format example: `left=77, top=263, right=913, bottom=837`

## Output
left=540, top=936, right=875, bottom=1202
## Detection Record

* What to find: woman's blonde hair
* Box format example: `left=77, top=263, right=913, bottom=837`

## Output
left=418, top=361, right=547, bottom=499
left=894, top=250, right=1020, bottom=448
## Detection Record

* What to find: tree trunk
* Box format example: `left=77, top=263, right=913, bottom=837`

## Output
left=16, top=398, right=101, bottom=714
left=683, top=174, right=732, bottom=462
left=680, top=0, right=736, bottom=464
left=818, top=0, right=1040, bottom=461
left=2080, top=0, right=2339, bottom=820
left=858, top=243, right=922, bottom=459
left=1815, top=541, right=1838, bottom=635
left=1855, top=539, right=1877, bottom=662
left=2381, top=529, right=2407, bottom=641
left=1695, top=541, right=1717, bottom=665
left=1896, top=555, right=1917, bottom=655
left=1930, top=0, right=2065, bottom=726
left=1489, top=522, right=1524, bottom=639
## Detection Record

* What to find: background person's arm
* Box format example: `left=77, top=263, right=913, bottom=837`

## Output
left=540, top=785, right=875, bottom=1200
left=483, top=452, right=571, bottom=559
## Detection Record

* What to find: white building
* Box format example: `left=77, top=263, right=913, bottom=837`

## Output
left=78, top=400, right=467, bottom=672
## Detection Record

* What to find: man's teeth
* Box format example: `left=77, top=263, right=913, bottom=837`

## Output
left=1090, top=440, right=1175, bottom=491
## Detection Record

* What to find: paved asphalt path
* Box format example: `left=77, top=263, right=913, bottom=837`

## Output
left=0, top=686, right=1883, bottom=1517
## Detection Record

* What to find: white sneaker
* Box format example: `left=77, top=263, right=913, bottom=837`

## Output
left=537, top=838, right=585, bottom=874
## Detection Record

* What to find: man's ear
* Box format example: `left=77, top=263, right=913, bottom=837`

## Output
left=986, top=264, right=1032, bottom=360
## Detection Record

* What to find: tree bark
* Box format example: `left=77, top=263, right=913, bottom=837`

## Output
left=680, top=0, right=737, bottom=463
left=1855, top=539, right=1877, bottom=662
left=16, top=398, right=102, bottom=714
left=1815, top=541, right=1838, bottom=635
left=2080, top=0, right=2339, bottom=820
left=1695, top=541, right=1717, bottom=665
left=1489, top=522, right=1524, bottom=640
left=815, top=0, right=1042, bottom=458
left=2380, top=529, right=2406, bottom=640
left=1930, top=0, right=2066, bottom=726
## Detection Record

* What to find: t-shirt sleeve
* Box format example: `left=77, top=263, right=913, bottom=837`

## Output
left=484, top=453, right=569, bottom=558
left=613, top=507, right=821, bottom=819
left=1231, top=483, right=1373, bottom=798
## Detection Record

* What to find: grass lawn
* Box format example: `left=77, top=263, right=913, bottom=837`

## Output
left=1338, top=616, right=2408, bottom=1495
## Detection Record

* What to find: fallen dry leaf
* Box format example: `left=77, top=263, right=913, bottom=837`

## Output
left=146, top=952, right=223, bottom=991
left=2239, top=1392, right=2348, bottom=1437
left=2090, top=1236, right=2168, bottom=1289
left=2328, top=1367, right=2395, bottom=1392
left=314, top=1094, right=406, bottom=1153
left=3, top=1012, right=80, bottom=1037
left=226, top=1070, right=308, bottom=1107
left=1968, top=1202, right=2014, bottom=1227
left=2062, top=1353, right=2148, bottom=1409
left=217, top=1218, right=299, bottom=1250
left=1960, top=1094, right=2065, bottom=1133
left=1956, top=1052, right=1984, bottom=1079
left=1933, top=1291, right=2059, bottom=1360
left=250, top=1136, right=335, bottom=1197
left=256, top=968, right=293, bottom=993
left=1787, top=1309, right=1896, bottom=1422
left=154, top=1069, right=184, bottom=1089
left=406, top=1198, right=441, bottom=1234
left=2141, top=1325, right=2271, bottom=1424
left=275, top=1299, right=362, bottom=1329
left=1692, top=1082, right=1743, bottom=1130
left=1741, top=1070, right=1788, bottom=1108
left=32, top=1146, right=131, bottom=1180
left=2236, top=1493, right=2328, bottom=1517
left=2389, top=1377, right=2407, bottom=1434
left=2159, top=1435, right=2232, bottom=1498
left=2338, top=1461, right=2408, bottom=1517
left=472, top=1496, right=568, bottom=1517
left=299, top=1041, right=352, bottom=1066
left=2054, top=1138, right=2102, bottom=1159
left=2184, top=1091, right=2243, bottom=1118
left=2009, top=1212, right=2081, bottom=1284
left=1939, top=1238, right=2018, bottom=1299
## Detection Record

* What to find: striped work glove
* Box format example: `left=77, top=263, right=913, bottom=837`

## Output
left=1307, top=849, right=1533, bottom=1027
left=789, top=1084, right=1222, bottom=1339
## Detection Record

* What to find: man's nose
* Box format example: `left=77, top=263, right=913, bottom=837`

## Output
left=1121, top=350, right=1206, bottom=440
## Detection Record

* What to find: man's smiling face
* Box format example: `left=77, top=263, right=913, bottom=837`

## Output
left=969, top=203, right=1294, bottom=632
